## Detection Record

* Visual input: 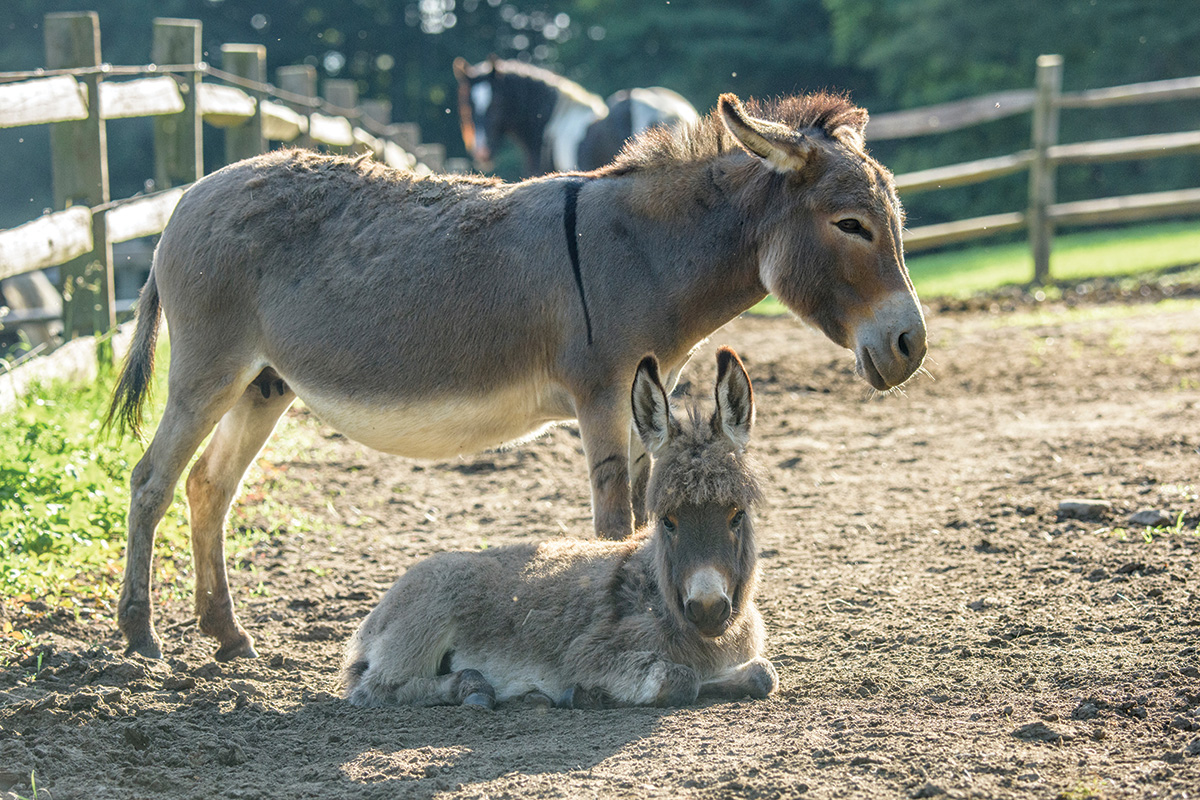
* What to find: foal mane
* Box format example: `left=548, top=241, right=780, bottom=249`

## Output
left=600, top=92, right=868, bottom=176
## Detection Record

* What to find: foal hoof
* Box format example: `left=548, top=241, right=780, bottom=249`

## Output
left=558, top=685, right=612, bottom=710
left=462, top=692, right=496, bottom=710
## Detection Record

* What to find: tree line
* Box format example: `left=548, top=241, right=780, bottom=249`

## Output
left=1, top=0, right=1198, bottom=232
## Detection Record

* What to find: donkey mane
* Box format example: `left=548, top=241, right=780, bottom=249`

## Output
left=644, top=403, right=763, bottom=517
left=601, top=92, right=869, bottom=176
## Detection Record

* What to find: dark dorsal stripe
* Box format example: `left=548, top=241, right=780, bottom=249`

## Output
left=563, top=178, right=594, bottom=346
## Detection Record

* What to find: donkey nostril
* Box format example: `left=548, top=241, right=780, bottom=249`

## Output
left=897, top=330, right=912, bottom=359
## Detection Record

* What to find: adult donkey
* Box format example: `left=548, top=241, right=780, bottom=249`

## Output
left=107, top=92, right=926, bottom=661
left=453, top=55, right=699, bottom=175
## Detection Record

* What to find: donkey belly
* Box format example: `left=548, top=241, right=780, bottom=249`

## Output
left=289, top=379, right=575, bottom=460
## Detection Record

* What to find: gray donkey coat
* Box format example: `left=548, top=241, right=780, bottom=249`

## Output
left=343, top=348, right=775, bottom=708
left=107, top=92, right=925, bottom=661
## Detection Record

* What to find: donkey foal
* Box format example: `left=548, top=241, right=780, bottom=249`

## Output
left=343, top=348, right=776, bottom=708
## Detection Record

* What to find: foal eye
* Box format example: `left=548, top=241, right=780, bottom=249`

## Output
left=834, top=218, right=872, bottom=240
left=730, top=510, right=745, bottom=529
left=661, top=517, right=677, bottom=534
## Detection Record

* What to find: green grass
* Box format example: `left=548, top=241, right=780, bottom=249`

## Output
left=0, top=353, right=189, bottom=620
left=751, top=219, right=1200, bottom=314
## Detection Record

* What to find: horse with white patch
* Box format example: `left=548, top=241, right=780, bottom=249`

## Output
left=453, top=55, right=699, bottom=175
left=343, top=348, right=776, bottom=709
left=106, top=91, right=926, bottom=662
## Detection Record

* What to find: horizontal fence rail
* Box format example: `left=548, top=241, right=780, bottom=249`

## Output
left=2, top=28, right=1200, bottom=378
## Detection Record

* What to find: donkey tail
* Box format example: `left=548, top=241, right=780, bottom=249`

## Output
left=103, top=268, right=162, bottom=440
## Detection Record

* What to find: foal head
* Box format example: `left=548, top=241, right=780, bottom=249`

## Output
left=632, top=347, right=763, bottom=639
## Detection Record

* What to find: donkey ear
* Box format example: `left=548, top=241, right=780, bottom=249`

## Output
left=713, top=347, right=754, bottom=449
left=632, top=356, right=674, bottom=456
left=452, top=57, right=473, bottom=83
left=719, top=93, right=818, bottom=174
left=830, top=107, right=870, bottom=151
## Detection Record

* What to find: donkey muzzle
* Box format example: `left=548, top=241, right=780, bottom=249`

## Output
left=684, top=567, right=732, bottom=637
left=854, top=290, right=927, bottom=390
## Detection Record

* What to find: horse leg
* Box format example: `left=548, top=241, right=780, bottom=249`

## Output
left=698, top=656, right=778, bottom=700
left=576, top=394, right=633, bottom=540
left=119, top=370, right=251, bottom=659
left=185, top=381, right=295, bottom=661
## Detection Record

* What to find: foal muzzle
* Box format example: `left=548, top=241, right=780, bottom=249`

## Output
left=683, top=567, right=732, bottom=637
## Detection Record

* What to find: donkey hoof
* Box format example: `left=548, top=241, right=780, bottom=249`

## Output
left=462, top=692, right=496, bottom=710
left=214, top=636, right=259, bottom=662
left=558, top=685, right=610, bottom=710
left=124, top=635, right=163, bottom=660
left=521, top=690, right=555, bottom=709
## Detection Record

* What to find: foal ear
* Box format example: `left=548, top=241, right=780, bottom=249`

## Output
left=713, top=347, right=754, bottom=449
left=632, top=356, right=674, bottom=456
left=718, top=93, right=818, bottom=174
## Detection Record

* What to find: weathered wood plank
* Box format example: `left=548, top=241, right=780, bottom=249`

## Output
left=99, top=76, right=184, bottom=119
left=0, top=206, right=93, bottom=281
left=309, top=112, right=353, bottom=146
left=1060, top=75, right=1200, bottom=110
left=107, top=188, right=185, bottom=243
left=222, top=44, right=266, bottom=162
left=902, top=212, right=1026, bottom=253
left=895, top=151, right=1034, bottom=194
left=0, top=75, right=87, bottom=128
left=152, top=18, right=203, bottom=188
left=196, top=83, right=255, bottom=127
left=1050, top=129, right=1200, bottom=165
left=262, top=100, right=306, bottom=141
left=866, top=89, right=1035, bottom=141
left=1049, top=187, right=1200, bottom=227
left=383, top=140, right=416, bottom=170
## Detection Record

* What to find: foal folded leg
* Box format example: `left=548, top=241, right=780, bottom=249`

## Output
left=698, top=657, right=778, bottom=701
left=565, top=643, right=701, bottom=707
left=347, top=668, right=496, bottom=709
left=186, top=379, right=295, bottom=660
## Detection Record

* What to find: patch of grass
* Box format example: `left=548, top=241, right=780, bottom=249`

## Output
left=0, top=342, right=317, bottom=649
left=749, top=219, right=1200, bottom=313
left=1058, top=778, right=1105, bottom=800
left=0, top=356, right=190, bottom=615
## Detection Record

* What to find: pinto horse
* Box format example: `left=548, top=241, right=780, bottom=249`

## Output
left=106, top=92, right=926, bottom=661
left=453, top=56, right=699, bottom=175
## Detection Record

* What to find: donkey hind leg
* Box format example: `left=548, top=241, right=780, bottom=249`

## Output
left=698, top=657, right=778, bottom=701
left=119, top=369, right=256, bottom=659
left=186, top=380, right=296, bottom=661
left=348, top=668, right=496, bottom=709
left=577, top=393, right=633, bottom=540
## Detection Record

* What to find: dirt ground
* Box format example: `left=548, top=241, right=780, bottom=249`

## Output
left=2, top=292, right=1199, bottom=800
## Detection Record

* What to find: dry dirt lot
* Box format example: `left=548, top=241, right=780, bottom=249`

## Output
left=2, top=294, right=1199, bottom=799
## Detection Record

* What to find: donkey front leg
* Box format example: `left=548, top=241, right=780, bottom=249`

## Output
left=186, top=382, right=295, bottom=660
left=576, top=393, right=634, bottom=540
left=565, top=645, right=701, bottom=707
left=699, top=657, right=778, bottom=701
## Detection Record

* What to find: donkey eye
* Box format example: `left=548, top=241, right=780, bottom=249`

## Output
left=661, top=517, right=677, bottom=533
left=730, top=510, right=745, bottom=529
left=834, top=218, right=872, bottom=241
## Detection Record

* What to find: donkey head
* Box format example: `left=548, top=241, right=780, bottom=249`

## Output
left=632, top=347, right=763, bottom=638
left=453, top=56, right=502, bottom=169
left=719, top=93, right=927, bottom=390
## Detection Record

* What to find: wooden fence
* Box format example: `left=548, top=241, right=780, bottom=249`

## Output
left=869, top=54, right=1200, bottom=282
left=0, top=11, right=457, bottom=360
left=3, top=21, right=1200, bottom=373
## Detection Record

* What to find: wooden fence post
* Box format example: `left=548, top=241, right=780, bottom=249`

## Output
left=44, top=11, right=115, bottom=342
left=152, top=18, right=203, bottom=189
left=222, top=44, right=266, bottom=163
left=324, top=78, right=357, bottom=155
left=1028, top=54, right=1063, bottom=285
left=277, top=65, right=317, bottom=149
